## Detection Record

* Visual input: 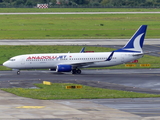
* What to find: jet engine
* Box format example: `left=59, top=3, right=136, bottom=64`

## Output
left=56, top=65, right=72, bottom=72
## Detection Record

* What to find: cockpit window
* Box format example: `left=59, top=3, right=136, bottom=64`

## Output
left=9, top=59, right=16, bottom=61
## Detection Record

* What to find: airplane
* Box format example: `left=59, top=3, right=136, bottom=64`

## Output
left=3, top=25, right=147, bottom=75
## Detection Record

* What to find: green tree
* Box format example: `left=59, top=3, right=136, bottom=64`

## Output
left=25, top=0, right=36, bottom=6
left=101, top=0, right=109, bottom=5
left=13, top=0, right=26, bottom=6
left=50, top=0, right=56, bottom=5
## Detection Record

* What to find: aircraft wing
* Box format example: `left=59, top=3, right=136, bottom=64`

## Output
left=59, top=60, right=99, bottom=68
left=69, top=61, right=95, bottom=67
left=60, top=51, right=115, bottom=68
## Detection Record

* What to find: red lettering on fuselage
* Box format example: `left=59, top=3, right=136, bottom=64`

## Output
left=27, top=56, right=32, bottom=59
left=31, top=56, right=36, bottom=59
left=26, top=55, right=66, bottom=60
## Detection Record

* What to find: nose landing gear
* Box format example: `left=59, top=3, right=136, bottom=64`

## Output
left=12, top=69, right=20, bottom=75
left=17, top=71, right=20, bottom=75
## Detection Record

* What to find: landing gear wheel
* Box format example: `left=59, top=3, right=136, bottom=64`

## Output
left=72, top=69, right=81, bottom=74
left=72, top=69, right=77, bottom=74
left=17, top=71, right=20, bottom=75
left=76, top=69, right=81, bottom=74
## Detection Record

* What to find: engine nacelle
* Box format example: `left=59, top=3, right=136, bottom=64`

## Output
left=56, top=65, right=72, bottom=72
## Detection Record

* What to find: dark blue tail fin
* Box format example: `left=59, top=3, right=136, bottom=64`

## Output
left=115, top=25, right=147, bottom=53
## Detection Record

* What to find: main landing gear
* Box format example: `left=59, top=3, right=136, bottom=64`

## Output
left=72, top=68, right=81, bottom=74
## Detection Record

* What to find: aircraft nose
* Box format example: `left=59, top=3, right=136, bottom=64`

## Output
left=3, top=61, right=10, bottom=67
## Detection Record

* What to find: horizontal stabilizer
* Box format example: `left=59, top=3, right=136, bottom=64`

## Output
left=132, top=53, right=144, bottom=56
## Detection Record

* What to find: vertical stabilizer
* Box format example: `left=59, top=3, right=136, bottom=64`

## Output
left=115, top=25, right=147, bottom=53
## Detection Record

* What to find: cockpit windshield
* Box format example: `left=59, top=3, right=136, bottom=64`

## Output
left=9, top=59, right=16, bottom=61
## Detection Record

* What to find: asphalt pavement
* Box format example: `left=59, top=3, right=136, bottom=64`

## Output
left=0, top=69, right=160, bottom=94
left=1, top=69, right=160, bottom=120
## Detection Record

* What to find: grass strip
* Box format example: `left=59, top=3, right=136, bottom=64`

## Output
left=0, top=14, right=160, bottom=39
left=0, top=8, right=160, bottom=13
left=1, top=83, right=160, bottom=100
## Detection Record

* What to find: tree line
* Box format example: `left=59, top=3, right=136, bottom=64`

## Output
left=0, top=0, right=160, bottom=8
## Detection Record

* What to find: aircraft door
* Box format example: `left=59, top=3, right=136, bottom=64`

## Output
left=21, top=58, right=25, bottom=65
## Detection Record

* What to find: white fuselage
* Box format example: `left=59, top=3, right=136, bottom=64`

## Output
left=3, top=52, right=143, bottom=70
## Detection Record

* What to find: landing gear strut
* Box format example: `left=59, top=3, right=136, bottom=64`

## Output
left=72, top=68, right=81, bottom=74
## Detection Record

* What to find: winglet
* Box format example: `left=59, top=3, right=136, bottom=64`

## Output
left=106, top=51, right=114, bottom=61
left=80, top=47, right=85, bottom=53
left=115, top=25, right=147, bottom=53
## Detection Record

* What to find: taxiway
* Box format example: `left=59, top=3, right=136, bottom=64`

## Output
left=0, top=69, right=160, bottom=120
left=0, top=39, right=159, bottom=45
left=0, top=69, right=160, bottom=92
